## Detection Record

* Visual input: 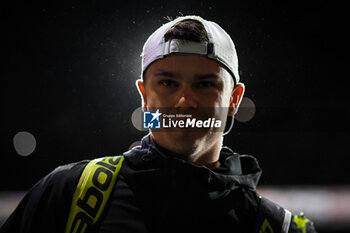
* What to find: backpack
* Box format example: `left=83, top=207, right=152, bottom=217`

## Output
left=64, top=155, right=313, bottom=233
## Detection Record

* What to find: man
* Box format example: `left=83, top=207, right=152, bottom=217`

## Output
left=0, top=15, right=317, bottom=233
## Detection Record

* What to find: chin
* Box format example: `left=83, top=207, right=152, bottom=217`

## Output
left=154, top=130, right=213, bottom=154
left=169, top=129, right=206, bottom=142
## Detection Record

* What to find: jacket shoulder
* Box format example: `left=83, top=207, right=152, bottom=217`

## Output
left=0, top=160, right=89, bottom=233
left=254, top=196, right=317, bottom=233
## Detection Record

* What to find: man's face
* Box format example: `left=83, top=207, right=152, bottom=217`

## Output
left=137, top=54, right=244, bottom=162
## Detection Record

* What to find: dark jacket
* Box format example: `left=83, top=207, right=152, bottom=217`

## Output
left=0, top=134, right=316, bottom=233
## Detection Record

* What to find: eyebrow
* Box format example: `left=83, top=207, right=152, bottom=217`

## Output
left=152, top=70, right=220, bottom=80
left=194, top=73, right=220, bottom=80
left=152, top=71, right=176, bottom=78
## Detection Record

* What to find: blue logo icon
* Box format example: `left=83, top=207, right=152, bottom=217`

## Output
left=143, top=109, right=161, bottom=129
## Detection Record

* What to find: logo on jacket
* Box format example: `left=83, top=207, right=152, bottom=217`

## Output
left=143, top=109, right=161, bottom=129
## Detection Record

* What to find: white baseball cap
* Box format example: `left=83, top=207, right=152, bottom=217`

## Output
left=141, top=15, right=240, bottom=83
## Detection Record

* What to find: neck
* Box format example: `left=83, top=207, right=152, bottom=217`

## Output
left=188, top=140, right=222, bottom=167
left=150, top=134, right=222, bottom=168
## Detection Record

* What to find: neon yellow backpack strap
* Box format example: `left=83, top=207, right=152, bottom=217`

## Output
left=65, top=156, right=124, bottom=233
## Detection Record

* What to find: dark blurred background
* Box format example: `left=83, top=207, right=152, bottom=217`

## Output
left=2, top=0, right=348, bottom=232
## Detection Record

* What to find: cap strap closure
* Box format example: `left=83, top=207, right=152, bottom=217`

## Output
left=163, top=39, right=209, bottom=56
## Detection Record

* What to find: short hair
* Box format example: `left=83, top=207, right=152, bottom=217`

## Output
left=164, top=20, right=209, bottom=42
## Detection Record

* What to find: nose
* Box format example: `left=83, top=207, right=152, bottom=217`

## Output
left=174, top=88, right=198, bottom=109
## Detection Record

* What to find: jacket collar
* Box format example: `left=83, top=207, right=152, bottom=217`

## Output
left=137, top=133, right=262, bottom=191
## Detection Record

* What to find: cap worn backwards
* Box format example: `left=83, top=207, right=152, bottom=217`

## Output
left=141, top=15, right=240, bottom=83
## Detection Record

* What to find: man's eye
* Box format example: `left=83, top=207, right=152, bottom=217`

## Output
left=197, top=81, right=215, bottom=88
left=159, top=80, right=178, bottom=87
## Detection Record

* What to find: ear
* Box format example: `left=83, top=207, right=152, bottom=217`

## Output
left=135, top=79, right=147, bottom=109
left=228, top=82, right=245, bottom=116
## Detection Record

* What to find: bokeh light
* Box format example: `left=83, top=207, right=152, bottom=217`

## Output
left=13, top=131, right=37, bottom=157
left=235, top=97, right=256, bottom=122
left=131, top=107, right=147, bottom=131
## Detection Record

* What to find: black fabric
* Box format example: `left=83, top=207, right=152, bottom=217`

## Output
left=99, top=134, right=263, bottom=233
left=0, top=134, right=317, bottom=233
left=253, top=197, right=286, bottom=233
left=0, top=161, right=88, bottom=233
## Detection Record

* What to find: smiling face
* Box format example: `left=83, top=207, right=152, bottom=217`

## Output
left=137, top=54, right=244, bottom=166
